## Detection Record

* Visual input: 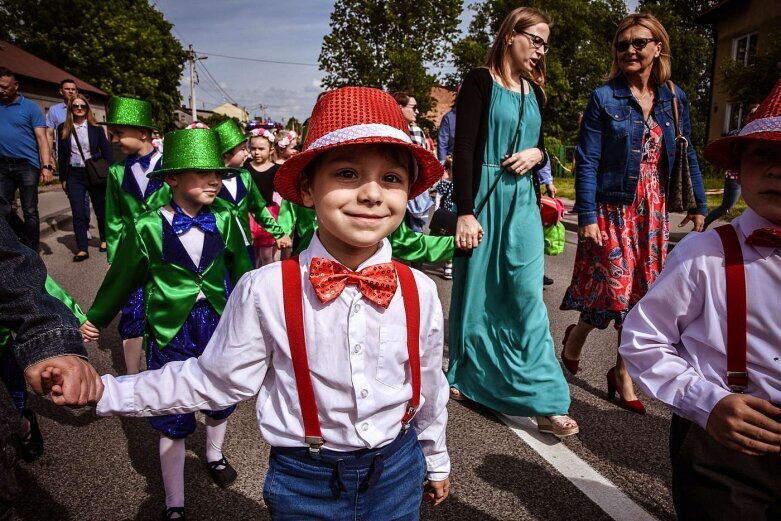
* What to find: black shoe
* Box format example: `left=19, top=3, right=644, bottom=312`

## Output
left=162, top=507, right=186, bottom=520
left=206, top=456, right=237, bottom=488
left=543, top=275, right=554, bottom=286
left=98, top=244, right=107, bottom=252
left=20, top=410, right=43, bottom=462
left=72, top=252, right=89, bottom=262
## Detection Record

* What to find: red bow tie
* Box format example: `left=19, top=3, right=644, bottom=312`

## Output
left=309, top=258, right=398, bottom=308
left=746, top=228, right=781, bottom=249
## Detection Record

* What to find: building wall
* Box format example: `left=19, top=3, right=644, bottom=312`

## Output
left=213, top=103, right=249, bottom=123
left=426, top=86, right=456, bottom=130
left=20, top=78, right=108, bottom=123
left=707, top=0, right=781, bottom=143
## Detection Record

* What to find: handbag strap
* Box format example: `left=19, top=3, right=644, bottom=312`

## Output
left=666, top=80, right=682, bottom=138
left=474, top=80, right=527, bottom=217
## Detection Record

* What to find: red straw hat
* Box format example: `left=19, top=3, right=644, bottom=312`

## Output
left=704, top=79, right=781, bottom=171
left=275, top=86, right=443, bottom=206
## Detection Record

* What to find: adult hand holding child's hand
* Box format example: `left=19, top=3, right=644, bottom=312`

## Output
left=706, top=394, right=781, bottom=456
left=423, top=478, right=450, bottom=506
left=25, top=355, right=103, bottom=406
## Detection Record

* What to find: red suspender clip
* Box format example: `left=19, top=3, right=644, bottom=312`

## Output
left=715, top=225, right=749, bottom=393
left=280, top=257, right=422, bottom=454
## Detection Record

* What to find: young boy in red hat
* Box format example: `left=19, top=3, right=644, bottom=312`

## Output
left=620, top=80, right=781, bottom=519
left=83, top=86, right=450, bottom=519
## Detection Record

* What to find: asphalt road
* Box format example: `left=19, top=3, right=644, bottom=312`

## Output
left=14, top=214, right=677, bottom=521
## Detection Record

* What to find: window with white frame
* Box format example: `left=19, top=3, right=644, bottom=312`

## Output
left=733, top=32, right=758, bottom=64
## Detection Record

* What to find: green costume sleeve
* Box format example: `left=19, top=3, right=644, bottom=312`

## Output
left=243, top=173, right=285, bottom=239
left=104, top=163, right=126, bottom=263
left=277, top=199, right=296, bottom=236
left=87, top=223, right=150, bottom=329
left=44, top=276, right=87, bottom=324
left=225, top=208, right=254, bottom=285
left=287, top=203, right=318, bottom=255
left=388, top=221, right=455, bottom=263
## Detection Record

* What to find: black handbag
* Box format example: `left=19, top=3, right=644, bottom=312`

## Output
left=430, top=84, right=528, bottom=240
left=73, top=129, right=109, bottom=187
left=666, top=81, right=697, bottom=213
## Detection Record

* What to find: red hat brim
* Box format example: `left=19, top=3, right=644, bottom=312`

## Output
left=275, top=137, right=443, bottom=207
left=704, top=132, right=781, bottom=172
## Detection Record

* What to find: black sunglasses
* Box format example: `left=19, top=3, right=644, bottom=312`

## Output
left=72, top=103, right=88, bottom=109
left=615, top=37, right=658, bottom=52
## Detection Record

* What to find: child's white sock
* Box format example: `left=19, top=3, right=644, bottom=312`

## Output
left=159, top=435, right=186, bottom=509
left=205, top=416, right=229, bottom=464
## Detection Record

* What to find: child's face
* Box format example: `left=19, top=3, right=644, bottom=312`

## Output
left=278, top=141, right=298, bottom=160
left=110, top=126, right=150, bottom=155
left=301, top=144, right=411, bottom=258
left=248, top=137, right=271, bottom=164
left=224, top=143, right=248, bottom=167
left=166, top=171, right=223, bottom=206
left=739, top=141, right=781, bottom=226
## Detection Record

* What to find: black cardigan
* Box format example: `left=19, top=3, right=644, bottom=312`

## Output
left=452, top=67, right=547, bottom=215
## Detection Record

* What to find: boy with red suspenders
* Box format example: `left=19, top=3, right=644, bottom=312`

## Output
left=620, top=80, right=781, bottom=519
left=85, top=86, right=451, bottom=519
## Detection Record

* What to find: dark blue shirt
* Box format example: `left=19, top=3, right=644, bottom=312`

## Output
left=0, top=95, right=46, bottom=168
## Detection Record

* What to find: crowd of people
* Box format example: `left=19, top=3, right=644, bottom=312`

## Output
left=1, top=6, right=780, bottom=521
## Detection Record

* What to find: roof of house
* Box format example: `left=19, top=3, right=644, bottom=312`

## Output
left=0, top=40, right=108, bottom=96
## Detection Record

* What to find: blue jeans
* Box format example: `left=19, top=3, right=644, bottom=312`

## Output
left=0, top=163, right=40, bottom=250
left=263, top=429, right=427, bottom=520
left=65, top=167, right=106, bottom=252
left=704, top=177, right=741, bottom=230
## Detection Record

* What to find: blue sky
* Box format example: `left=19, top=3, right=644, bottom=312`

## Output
left=153, top=0, right=639, bottom=123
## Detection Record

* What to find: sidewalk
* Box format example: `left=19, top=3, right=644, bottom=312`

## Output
left=557, top=196, right=728, bottom=245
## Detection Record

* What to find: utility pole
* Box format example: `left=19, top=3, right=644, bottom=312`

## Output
left=187, top=45, right=207, bottom=122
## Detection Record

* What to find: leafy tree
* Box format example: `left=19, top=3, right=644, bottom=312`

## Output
left=201, top=112, right=231, bottom=129
left=451, top=0, right=627, bottom=143
left=0, top=0, right=186, bottom=127
left=719, top=28, right=781, bottom=105
left=318, top=0, right=462, bottom=119
left=285, top=116, right=302, bottom=132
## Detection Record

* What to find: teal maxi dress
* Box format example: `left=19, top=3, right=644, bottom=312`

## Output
left=446, top=82, right=571, bottom=416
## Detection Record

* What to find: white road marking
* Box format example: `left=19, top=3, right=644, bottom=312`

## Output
left=499, top=414, right=659, bottom=521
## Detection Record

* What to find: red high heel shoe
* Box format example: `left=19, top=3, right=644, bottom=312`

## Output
left=606, top=367, right=645, bottom=414
left=560, top=324, right=579, bottom=375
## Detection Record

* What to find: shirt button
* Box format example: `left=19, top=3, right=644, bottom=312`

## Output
left=361, top=423, right=369, bottom=431
left=665, top=122, right=670, bottom=126
left=353, top=344, right=362, bottom=354
left=354, top=304, right=361, bottom=313
left=360, top=389, right=369, bottom=398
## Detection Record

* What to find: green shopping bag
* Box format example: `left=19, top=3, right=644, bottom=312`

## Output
left=543, top=222, right=565, bottom=256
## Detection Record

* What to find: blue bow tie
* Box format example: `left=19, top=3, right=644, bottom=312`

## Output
left=171, top=203, right=217, bottom=236
left=128, top=150, right=157, bottom=171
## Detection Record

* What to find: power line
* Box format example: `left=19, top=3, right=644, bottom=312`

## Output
left=196, top=60, right=238, bottom=106
left=198, top=51, right=318, bottom=67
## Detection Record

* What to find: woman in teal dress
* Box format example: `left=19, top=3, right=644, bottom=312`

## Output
left=448, top=6, right=578, bottom=437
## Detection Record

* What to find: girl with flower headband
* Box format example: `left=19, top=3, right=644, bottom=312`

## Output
left=245, top=128, right=284, bottom=266
left=273, top=129, right=298, bottom=164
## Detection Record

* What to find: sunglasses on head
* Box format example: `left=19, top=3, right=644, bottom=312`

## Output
left=615, top=37, right=658, bottom=52
left=72, top=103, right=88, bottom=109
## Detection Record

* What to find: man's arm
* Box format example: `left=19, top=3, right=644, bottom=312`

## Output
left=34, top=127, right=53, bottom=183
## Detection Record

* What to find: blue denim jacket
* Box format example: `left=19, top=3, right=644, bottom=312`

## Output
left=574, top=77, right=708, bottom=226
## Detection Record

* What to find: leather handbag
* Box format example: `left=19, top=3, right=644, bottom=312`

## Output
left=666, top=81, right=697, bottom=213
left=73, top=129, right=109, bottom=187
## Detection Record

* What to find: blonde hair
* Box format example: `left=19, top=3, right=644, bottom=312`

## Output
left=607, top=13, right=671, bottom=85
left=485, top=6, right=551, bottom=94
left=60, top=95, right=97, bottom=141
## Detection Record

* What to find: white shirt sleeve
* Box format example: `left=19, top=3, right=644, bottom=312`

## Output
left=96, top=271, right=271, bottom=416
left=619, top=239, right=732, bottom=429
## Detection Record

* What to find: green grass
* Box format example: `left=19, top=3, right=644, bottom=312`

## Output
left=552, top=176, right=746, bottom=220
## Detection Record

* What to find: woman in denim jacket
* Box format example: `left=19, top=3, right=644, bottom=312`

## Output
left=560, top=13, right=707, bottom=414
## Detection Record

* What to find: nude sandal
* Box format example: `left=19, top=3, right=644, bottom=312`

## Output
left=536, top=415, right=580, bottom=438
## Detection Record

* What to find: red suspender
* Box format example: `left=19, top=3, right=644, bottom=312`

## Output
left=393, top=261, right=421, bottom=427
left=714, top=225, right=748, bottom=393
left=280, top=257, right=421, bottom=453
left=281, top=257, right=324, bottom=451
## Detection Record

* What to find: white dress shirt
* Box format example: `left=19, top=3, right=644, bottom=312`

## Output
left=221, top=177, right=238, bottom=200
left=131, top=152, right=162, bottom=196
left=620, top=209, right=781, bottom=429
left=159, top=207, right=206, bottom=300
left=69, top=121, right=90, bottom=166
left=97, top=233, right=451, bottom=480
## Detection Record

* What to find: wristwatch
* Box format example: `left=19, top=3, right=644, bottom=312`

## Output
left=42, top=164, right=54, bottom=171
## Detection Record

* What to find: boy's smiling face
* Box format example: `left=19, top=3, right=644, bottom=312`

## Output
left=166, top=170, right=223, bottom=210
left=301, top=144, right=412, bottom=268
left=224, top=142, right=248, bottom=167
left=739, top=141, right=781, bottom=226
left=110, top=126, right=150, bottom=155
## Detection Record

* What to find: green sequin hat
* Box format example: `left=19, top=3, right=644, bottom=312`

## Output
left=100, top=96, right=156, bottom=130
left=213, top=119, right=247, bottom=155
left=148, top=129, right=240, bottom=179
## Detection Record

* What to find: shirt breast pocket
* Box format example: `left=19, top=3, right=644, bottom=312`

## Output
left=604, top=105, right=631, bottom=138
left=376, top=326, right=409, bottom=390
